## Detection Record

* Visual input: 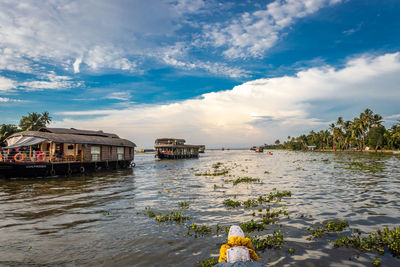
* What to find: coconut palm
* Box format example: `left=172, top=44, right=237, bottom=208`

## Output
left=0, top=124, right=20, bottom=146
left=19, top=112, right=52, bottom=131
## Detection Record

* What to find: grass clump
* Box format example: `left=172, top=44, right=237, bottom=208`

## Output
left=223, top=199, right=241, bottom=208
left=240, top=219, right=265, bottom=233
left=155, top=211, right=191, bottom=223
left=201, top=257, right=218, bottom=267
left=251, top=231, right=284, bottom=251
left=243, top=199, right=259, bottom=208
left=145, top=207, right=156, bottom=218
left=233, top=177, right=260, bottom=185
left=187, top=223, right=212, bottom=237
left=178, top=202, right=189, bottom=209
left=333, top=226, right=400, bottom=258
left=307, top=220, right=349, bottom=239
left=195, top=170, right=229, bottom=176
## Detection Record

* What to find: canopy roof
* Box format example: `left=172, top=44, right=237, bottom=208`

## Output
left=4, top=136, right=46, bottom=149
left=6, top=128, right=136, bottom=148
left=155, top=138, right=186, bottom=144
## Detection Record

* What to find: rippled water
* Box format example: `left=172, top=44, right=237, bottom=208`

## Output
left=1, top=150, right=399, bottom=266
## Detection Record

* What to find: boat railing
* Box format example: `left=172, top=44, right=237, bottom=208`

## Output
left=0, top=150, right=132, bottom=163
left=0, top=150, right=82, bottom=163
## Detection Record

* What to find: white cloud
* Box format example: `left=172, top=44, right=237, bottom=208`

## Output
left=0, top=0, right=206, bottom=74
left=19, top=71, right=81, bottom=91
left=0, top=76, right=16, bottom=91
left=52, top=52, right=400, bottom=148
left=105, top=92, right=131, bottom=101
left=159, top=43, right=249, bottom=78
left=0, top=97, right=24, bottom=103
left=203, top=0, right=342, bottom=58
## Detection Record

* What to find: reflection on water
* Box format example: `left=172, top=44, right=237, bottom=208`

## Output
left=0, top=151, right=399, bottom=266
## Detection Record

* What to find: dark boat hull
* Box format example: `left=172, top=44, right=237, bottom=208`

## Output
left=0, top=160, right=133, bottom=179
left=156, top=153, right=198, bottom=159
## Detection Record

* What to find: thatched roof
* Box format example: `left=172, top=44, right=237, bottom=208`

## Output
left=7, top=129, right=136, bottom=148
left=39, top=127, right=119, bottom=138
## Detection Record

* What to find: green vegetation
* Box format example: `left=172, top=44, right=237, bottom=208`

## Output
left=0, top=111, right=51, bottom=146
left=222, top=199, right=241, bottom=208
left=240, top=219, right=265, bottom=233
left=307, top=220, right=349, bottom=239
left=270, top=109, right=400, bottom=151
left=148, top=210, right=191, bottom=223
left=344, top=161, right=385, bottom=173
left=232, top=177, right=260, bottom=185
left=251, top=231, right=284, bottom=250
left=333, top=226, right=400, bottom=258
left=195, top=170, right=229, bottom=176
left=178, top=202, right=189, bottom=209
left=201, top=257, right=218, bottom=267
left=243, top=199, right=259, bottom=208
left=186, top=223, right=212, bottom=237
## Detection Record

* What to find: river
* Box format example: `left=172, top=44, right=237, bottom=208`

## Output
left=0, top=150, right=399, bottom=266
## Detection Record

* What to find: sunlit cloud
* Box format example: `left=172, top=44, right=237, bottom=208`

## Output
left=203, top=0, right=342, bottom=58
left=52, top=52, right=400, bottom=148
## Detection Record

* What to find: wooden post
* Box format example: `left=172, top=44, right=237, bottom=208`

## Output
left=49, top=142, right=53, bottom=162
left=74, top=144, right=77, bottom=162
left=81, top=146, right=84, bottom=162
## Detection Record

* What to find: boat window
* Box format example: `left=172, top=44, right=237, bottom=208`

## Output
left=117, top=147, right=124, bottom=160
left=68, top=145, right=74, bottom=150
left=91, top=146, right=101, bottom=161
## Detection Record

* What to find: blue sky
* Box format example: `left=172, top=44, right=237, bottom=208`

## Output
left=1, top=0, right=400, bottom=148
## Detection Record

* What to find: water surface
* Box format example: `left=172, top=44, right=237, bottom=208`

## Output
left=0, top=150, right=399, bottom=266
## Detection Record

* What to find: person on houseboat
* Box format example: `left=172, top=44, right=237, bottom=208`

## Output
left=214, top=225, right=265, bottom=267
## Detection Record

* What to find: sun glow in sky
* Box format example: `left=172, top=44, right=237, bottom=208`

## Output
left=1, top=0, right=400, bottom=148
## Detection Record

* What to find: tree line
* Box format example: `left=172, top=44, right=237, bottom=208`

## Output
left=272, top=109, right=400, bottom=151
left=0, top=112, right=52, bottom=147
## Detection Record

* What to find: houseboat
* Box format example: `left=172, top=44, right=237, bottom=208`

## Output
left=255, top=146, right=264, bottom=152
left=0, top=128, right=136, bottom=178
left=154, top=138, right=200, bottom=159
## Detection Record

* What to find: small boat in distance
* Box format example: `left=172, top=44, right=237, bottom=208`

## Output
left=267, top=152, right=273, bottom=155
left=0, top=127, right=136, bottom=179
left=199, top=145, right=205, bottom=153
left=154, top=138, right=200, bottom=159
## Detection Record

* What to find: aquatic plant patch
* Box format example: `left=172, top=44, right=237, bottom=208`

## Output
left=186, top=223, right=212, bottom=237
left=222, top=199, right=241, bottom=208
left=232, top=177, right=260, bottom=185
left=307, top=220, right=349, bottom=239
left=178, top=201, right=189, bottom=209
left=251, top=231, right=284, bottom=251
left=240, top=219, right=265, bottom=233
left=333, top=226, right=400, bottom=258
left=195, top=169, right=229, bottom=176
left=201, top=257, right=218, bottom=267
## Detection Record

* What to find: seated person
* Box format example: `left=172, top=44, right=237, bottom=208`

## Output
left=215, top=225, right=265, bottom=267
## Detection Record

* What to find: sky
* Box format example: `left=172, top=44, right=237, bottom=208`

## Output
left=0, top=0, right=400, bottom=148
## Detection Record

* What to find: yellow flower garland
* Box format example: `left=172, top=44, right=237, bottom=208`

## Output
left=218, top=236, right=259, bottom=262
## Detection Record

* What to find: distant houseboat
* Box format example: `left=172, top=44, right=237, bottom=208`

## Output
left=255, top=147, right=264, bottom=152
left=154, top=138, right=200, bottom=159
left=0, top=128, right=136, bottom=178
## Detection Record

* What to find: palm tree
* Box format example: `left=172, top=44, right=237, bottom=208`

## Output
left=19, top=112, right=52, bottom=131
left=372, top=114, right=383, bottom=127
left=0, top=124, right=20, bottom=146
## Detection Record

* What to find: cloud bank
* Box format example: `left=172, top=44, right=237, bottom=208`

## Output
left=53, top=52, right=400, bottom=148
left=203, top=0, right=342, bottom=58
